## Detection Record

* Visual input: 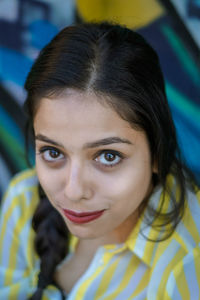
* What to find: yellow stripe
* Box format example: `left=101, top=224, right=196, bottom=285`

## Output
left=142, top=182, right=174, bottom=265
left=74, top=265, right=105, bottom=300
left=24, top=189, right=39, bottom=269
left=163, top=290, right=173, bottom=300
left=69, top=234, right=79, bottom=253
left=193, top=246, right=200, bottom=284
left=196, top=189, right=200, bottom=203
left=166, top=181, right=192, bottom=251
left=155, top=247, right=185, bottom=300
left=175, top=212, right=200, bottom=252
left=8, top=281, right=23, bottom=299
left=4, top=194, right=29, bottom=285
left=173, top=260, right=191, bottom=299
left=102, top=255, right=141, bottom=300
left=183, top=201, right=200, bottom=242
left=127, top=269, right=149, bottom=299
left=173, top=231, right=191, bottom=253
left=0, top=196, right=20, bottom=247
left=22, top=189, right=39, bottom=293
left=94, top=255, right=121, bottom=299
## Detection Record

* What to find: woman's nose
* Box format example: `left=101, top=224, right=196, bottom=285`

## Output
left=64, top=161, right=92, bottom=202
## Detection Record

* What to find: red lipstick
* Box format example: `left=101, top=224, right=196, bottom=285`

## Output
left=63, top=209, right=105, bottom=224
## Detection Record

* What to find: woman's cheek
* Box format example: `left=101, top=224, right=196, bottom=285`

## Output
left=109, top=165, right=151, bottom=203
left=98, top=171, right=132, bottom=202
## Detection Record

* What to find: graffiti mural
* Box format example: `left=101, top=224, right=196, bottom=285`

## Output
left=170, top=0, right=200, bottom=48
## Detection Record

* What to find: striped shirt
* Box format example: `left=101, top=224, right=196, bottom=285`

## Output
left=0, top=168, right=200, bottom=300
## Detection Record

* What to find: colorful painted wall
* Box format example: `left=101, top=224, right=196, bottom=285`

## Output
left=0, top=0, right=200, bottom=199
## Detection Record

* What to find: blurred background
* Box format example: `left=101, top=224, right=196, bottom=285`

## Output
left=0, top=0, right=200, bottom=200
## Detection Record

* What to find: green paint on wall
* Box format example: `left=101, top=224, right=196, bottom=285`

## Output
left=166, top=81, right=200, bottom=127
left=0, top=126, right=28, bottom=170
left=161, top=24, right=200, bottom=88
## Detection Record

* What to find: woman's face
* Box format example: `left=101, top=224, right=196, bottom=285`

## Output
left=34, top=89, right=155, bottom=243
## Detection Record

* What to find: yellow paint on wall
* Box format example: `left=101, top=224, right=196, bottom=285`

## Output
left=76, top=0, right=165, bottom=29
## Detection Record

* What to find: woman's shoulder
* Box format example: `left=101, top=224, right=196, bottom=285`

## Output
left=146, top=186, right=200, bottom=298
left=1, top=168, right=39, bottom=214
left=146, top=180, right=200, bottom=264
left=8, top=168, right=38, bottom=193
left=4, top=168, right=38, bottom=199
left=159, top=185, right=200, bottom=253
left=162, top=176, right=200, bottom=251
left=175, top=186, right=200, bottom=249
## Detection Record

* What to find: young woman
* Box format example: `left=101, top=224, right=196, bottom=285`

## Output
left=0, top=22, right=199, bottom=300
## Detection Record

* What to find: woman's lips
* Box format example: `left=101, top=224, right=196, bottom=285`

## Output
left=63, top=209, right=105, bottom=224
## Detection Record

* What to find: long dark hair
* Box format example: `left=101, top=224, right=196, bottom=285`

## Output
left=24, top=22, right=195, bottom=299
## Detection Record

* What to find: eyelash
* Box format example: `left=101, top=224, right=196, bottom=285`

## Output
left=37, top=146, right=124, bottom=168
left=37, top=146, right=64, bottom=163
left=94, top=149, right=124, bottom=168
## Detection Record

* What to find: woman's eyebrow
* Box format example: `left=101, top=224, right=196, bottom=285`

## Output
left=84, top=137, right=133, bottom=149
left=35, top=134, right=133, bottom=149
left=35, top=134, right=64, bottom=148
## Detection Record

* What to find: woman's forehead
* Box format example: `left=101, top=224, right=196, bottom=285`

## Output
left=34, top=92, right=132, bottom=134
left=33, top=90, right=149, bottom=152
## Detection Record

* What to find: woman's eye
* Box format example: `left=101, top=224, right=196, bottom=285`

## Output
left=94, top=150, right=122, bottom=167
left=38, top=147, right=64, bottom=162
